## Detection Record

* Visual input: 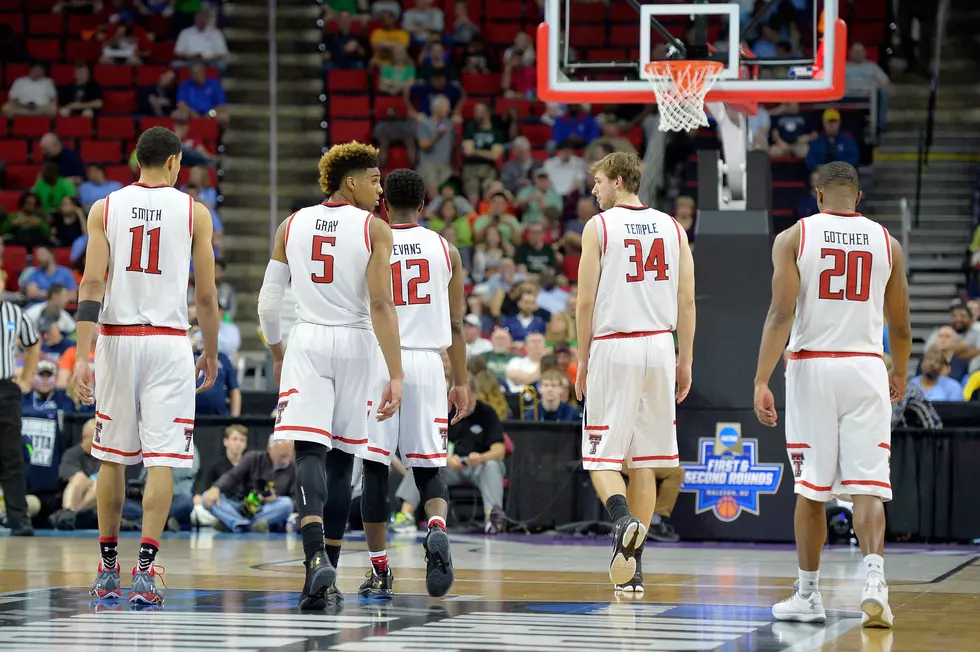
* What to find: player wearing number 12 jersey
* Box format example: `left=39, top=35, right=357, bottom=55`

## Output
left=257, top=142, right=403, bottom=611
left=575, top=152, right=696, bottom=593
left=75, top=127, right=222, bottom=605
left=754, top=162, right=911, bottom=628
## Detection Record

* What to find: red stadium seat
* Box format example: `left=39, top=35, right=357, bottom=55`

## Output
left=147, top=15, right=171, bottom=39
left=328, top=120, right=371, bottom=145
left=140, top=116, right=175, bottom=132
left=55, top=116, right=93, bottom=139
left=104, top=165, right=135, bottom=185
left=328, top=69, right=369, bottom=93
left=187, top=118, right=218, bottom=141
left=28, top=14, right=64, bottom=36
left=80, top=140, right=123, bottom=164
left=849, top=22, right=885, bottom=44
left=462, top=73, right=501, bottom=96
left=26, top=0, right=57, bottom=10
left=50, top=63, right=76, bottom=85
left=177, top=66, right=220, bottom=83
left=459, top=98, right=479, bottom=120
left=0, top=115, right=6, bottom=137
left=102, top=90, right=136, bottom=114
left=2, top=245, right=28, bottom=291
left=94, top=65, right=134, bottom=88
left=570, top=25, right=607, bottom=48
left=495, top=98, right=535, bottom=121
left=521, top=123, right=552, bottom=148
left=329, top=94, right=370, bottom=119
left=374, top=95, right=407, bottom=120
left=387, top=146, right=411, bottom=170
left=26, top=39, right=62, bottom=61
left=0, top=190, right=21, bottom=213
left=97, top=116, right=136, bottom=140
left=484, top=24, right=518, bottom=47
left=570, top=2, right=606, bottom=23
left=53, top=247, right=72, bottom=268
left=484, top=1, right=523, bottom=21
left=4, top=64, right=29, bottom=86
left=6, top=164, right=40, bottom=189
left=136, top=65, right=170, bottom=86
left=0, top=140, right=28, bottom=163
left=12, top=116, right=50, bottom=138
left=65, top=39, right=101, bottom=62
left=0, top=14, right=24, bottom=33
left=610, top=25, right=637, bottom=45
left=67, top=14, right=101, bottom=36
left=149, top=41, right=174, bottom=64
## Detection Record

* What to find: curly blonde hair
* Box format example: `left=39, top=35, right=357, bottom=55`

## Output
left=545, top=312, right=575, bottom=345
left=473, top=371, right=510, bottom=421
left=318, top=141, right=380, bottom=195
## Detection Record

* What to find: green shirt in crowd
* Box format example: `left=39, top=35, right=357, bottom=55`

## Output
left=32, top=177, right=77, bottom=212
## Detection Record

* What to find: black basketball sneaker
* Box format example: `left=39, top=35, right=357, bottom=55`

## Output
left=608, top=515, right=646, bottom=586
left=359, top=568, right=394, bottom=598
left=299, top=553, right=336, bottom=611
left=424, top=526, right=455, bottom=597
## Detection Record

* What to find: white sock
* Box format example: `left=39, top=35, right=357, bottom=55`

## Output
left=798, top=569, right=819, bottom=597
left=865, top=554, right=885, bottom=581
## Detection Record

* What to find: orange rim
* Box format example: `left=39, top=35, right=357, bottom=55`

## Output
left=644, top=60, right=726, bottom=93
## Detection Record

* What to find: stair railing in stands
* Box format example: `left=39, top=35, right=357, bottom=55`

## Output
left=268, top=0, right=279, bottom=252
left=914, top=0, right=951, bottom=227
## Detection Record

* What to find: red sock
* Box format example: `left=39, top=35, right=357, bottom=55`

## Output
left=370, top=550, right=388, bottom=574
left=428, top=516, right=446, bottom=531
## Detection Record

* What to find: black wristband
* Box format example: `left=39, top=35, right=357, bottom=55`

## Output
left=76, top=300, right=101, bottom=323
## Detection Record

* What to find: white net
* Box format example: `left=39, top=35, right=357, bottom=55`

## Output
left=644, top=61, right=725, bottom=133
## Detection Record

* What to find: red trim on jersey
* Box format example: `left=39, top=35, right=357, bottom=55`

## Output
left=406, top=452, right=448, bottom=460
left=786, top=443, right=811, bottom=449
left=788, top=350, right=882, bottom=360
left=438, top=236, right=452, bottom=272
left=322, top=201, right=352, bottom=207
left=131, top=183, right=171, bottom=189
left=671, top=217, right=683, bottom=248
left=390, top=223, right=420, bottom=229
left=881, top=224, right=892, bottom=268
left=824, top=211, right=863, bottom=217
left=284, top=212, right=297, bottom=248
left=173, top=418, right=194, bottom=425
left=797, top=218, right=806, bottom=260
left=796, top=480, right=832, bottom=492
left=143, top=452, right=194, bottom=460
left=103, top=193, right=110, bottom=232
left=364, top=213, right=372, bottom=252
left=273, top=424, right=368, bottom=445
left=841, top=479, right=891, bottom=489
left=93, top=443, right=141, bottom=457
left=583, top=457, right=624, bottom=464
left=584, top=425, right=609, bottom=431
left=594, top=329, right=672, bottom=341
left=100, top=325, right=186, bottom=337
left=367, top=446, right=391, bottom=456
left=615, top=204, right=649, bottom=210
left=434, top=418, right=449, bottom=424
left=95, top=411, right=112, bottom=421
left=631, top=454, right=679, bottom=462
left=187, top=194, right=193, bottom=237
left=878, top=442, right=891, bottom=451
left=597, top=213, right=608, bottom=255
left=279, top=388, right=298, bottom=399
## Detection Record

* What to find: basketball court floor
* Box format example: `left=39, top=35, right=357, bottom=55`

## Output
left=0, top=531, right=976, bottom=651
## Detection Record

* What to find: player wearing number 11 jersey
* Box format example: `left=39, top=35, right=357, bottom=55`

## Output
left=575, top=152, right=696, bottom=593
left=754, top=162, right=911, bottom=628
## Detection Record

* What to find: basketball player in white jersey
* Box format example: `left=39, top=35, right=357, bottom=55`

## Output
left=257, top=142, right=403, bottom=610
left=575, top=152, right=696, bottom=592
left=356, top=169, right=470, bottom=600
left=754, top=161, right=911, bottom=628
left=76, top=126, right=221, bottom=605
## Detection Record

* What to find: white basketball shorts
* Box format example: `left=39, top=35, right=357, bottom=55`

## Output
left=273, top=322, right=377, bottom=455
left=785, top=351, right=892, bottom=502
left=582, top=331, right=679, bottom=471
left=359, top=348, right=449, bottom=468
left=92, top=325, right=196, bottom=469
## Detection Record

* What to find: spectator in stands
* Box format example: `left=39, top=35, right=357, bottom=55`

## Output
left=214, top=258, right=237, bottom=319
left=417, top=41, right=456, bottom=82
left=474, top=193, right=523, bottom=246
left=564, top=197, right=594, bottom=237
left=191, top=423, right=247, bottom=527
left=552, top=105, right=600, bottom=149
left=56, top=331, right=96, bottom=390
left=378, top=44, right=416, bottom=95
left=428, top=201, right=474, bottom=264
left=552, top=340, right=577, bottom=383
left=20, top=246, right=78, bottom=306
left=524, top=369, right=582, bottom=421
left=846, top=42, right=890, bottom=131
left=459, top=103, right=506, bottom=203
left=584, top=115, right=639, bottom=161
left=402, top=0, right=444, bottom=43
left=477, top=257, right=525, bottom=317
left=503, top=31, right=535, bottom=68
left=370, top=10, right=410, bottom=67
left=176, top=62, right=229, bottom=128
left=200, top=435, right=296, bottom=533
left=2, top=193, right=52, bottom=248
left=537, top=268, right=571, bottom=317
left=323, top=10, right=369, bottom=70
left=426, top=182, right=474, bottom=217
left=516, top=169, right=563, bottom=226
left=39, top=133, right=85, bottom=184
left=99, top=22, right=144, bottom=65
left=793, top=169, right=821, bottom=223
left=768, top=103, right=816, bottom=158
left=751, top=22, right=781, bottom=58
left=39, top=317, right=73, bottom=363
left=930, top=325, right=971, bottom=382
left=502, top=45, right=536, bottom=100
left=189, top=328, right=240, bottom=416
left=805, top=109, right=859, bottom=171
left=49, top=418, right=101, bottom=530
left=2, top=62, right=57, bottom=119
left=543, top=142, right=588, bottom=198
left=175, top=9, right=229, bottom=70
left=515, top=223, right=560, bottom=276
left=57, top=63, right=103, bottom=118
left=184, top=184, right=225, bottom=256
left=32, top=162, right=77, bottom=214
left=451, top=0, right=480, bottom=45
left=461, top=36, right=490, bottom=74
left=49, top=197, right=86, bottom=248
left=481, top=326, right=517, bottom=381
left=372, top=116, right=417, bottom=171
left=138, top=68, right=179, bottom=117
left=78, top=164, right=122, bottom=213
left=505, top=331, right=547, bottom=391
left=175, top=120, right=220, bottom=167
left=218, top=304, right=241, bottom=362
left=409, top=70, right=464, bottom=118
left=503, top=292, right=547, bottom=343
left=464, top=314, right=493, bottom=358
left=25, top=284, right=75, bottom=335
left=322, top=0, right=370, bottom=22
left=500, top=137, right=542, bottom=195
left=910, top=348, right=964, bottom=402
left=471, top=225, right=513, bottom=284
left=674, top=195, right=696, bottom=243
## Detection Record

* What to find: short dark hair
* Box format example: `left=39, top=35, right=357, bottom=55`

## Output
left=490, top=192, right=508, bottom=202
left=815, top=161, right=860, bottom=191
left=383, top=169, right=426, bottom=210
left=951, top=302, right=970, bottom=314
left=48, top=284, right=66, bottom=298
left=136, top=126, right=182, bottom=169
left=318, top=141, right=379, bottom=195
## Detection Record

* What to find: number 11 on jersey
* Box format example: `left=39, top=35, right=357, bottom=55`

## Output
left=126, top=225, right=162, bottom=275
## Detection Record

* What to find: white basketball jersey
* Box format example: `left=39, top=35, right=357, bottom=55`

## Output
left=788, top=212, right=892, bottom=354
left=285, top=201, right=373, bottom=330
left=593, top=205, right=683, bottom=338
left=100, top=184, right=193, bottom=330
left=389, top=223, right=452, bottom=351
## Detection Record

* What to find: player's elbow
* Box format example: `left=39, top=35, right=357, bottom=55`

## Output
left=195, top=289, right=219, bottom=311
left=370, top=296, right=396, bottom=315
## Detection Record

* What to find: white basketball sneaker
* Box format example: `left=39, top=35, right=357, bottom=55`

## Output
left=772, top=582, right=827, bottom=624
left=861, top=577, right=894, bottom=628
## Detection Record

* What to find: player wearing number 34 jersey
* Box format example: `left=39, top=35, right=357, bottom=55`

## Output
left=754, top=162, right=912, bottom=629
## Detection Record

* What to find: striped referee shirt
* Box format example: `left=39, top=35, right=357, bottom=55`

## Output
left=0, top=302, right=40, bottom=380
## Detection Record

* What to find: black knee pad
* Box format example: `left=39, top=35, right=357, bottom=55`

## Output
left=294, top=441, right=328, bottom=519
left=322, top=448, right=355, bottom=540
left=413, top=466, right=447, bottom=506
left=360, top=460, right=390, bottom=524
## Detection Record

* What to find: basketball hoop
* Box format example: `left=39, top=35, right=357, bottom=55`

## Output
left=644, top=60, right=725, bottom=133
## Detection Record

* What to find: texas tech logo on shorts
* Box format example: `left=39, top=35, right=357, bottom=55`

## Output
left=440, top=428, right=448, bottom=452
left=588, top=434, right=602, bottom=455
left=276, top=400, right=288, bottom=425
left=791, top=452, right=805, bottom=478
left=94, top=421, right=103, bottom=444
left=184, top=427, right=194, bottom=453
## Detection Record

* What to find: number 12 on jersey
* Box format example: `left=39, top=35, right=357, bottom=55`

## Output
left=391, top=259, right=431, bottom=306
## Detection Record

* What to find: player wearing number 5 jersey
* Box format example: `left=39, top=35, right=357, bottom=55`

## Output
left=357, top=169, right=470, bottom=601
left=75, top=127, right=222, bottom=606
left=754, top=162, right=912, bottom=629
left=257, top=142, right=403, bottom=611
left=575, top=153, right=696, bottom=593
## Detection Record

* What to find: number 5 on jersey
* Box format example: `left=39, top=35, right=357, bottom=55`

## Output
left=311, top=235, right=336, bottom=284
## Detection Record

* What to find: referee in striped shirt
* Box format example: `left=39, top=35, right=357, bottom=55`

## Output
left=0, top=300, right=40, bottom=536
